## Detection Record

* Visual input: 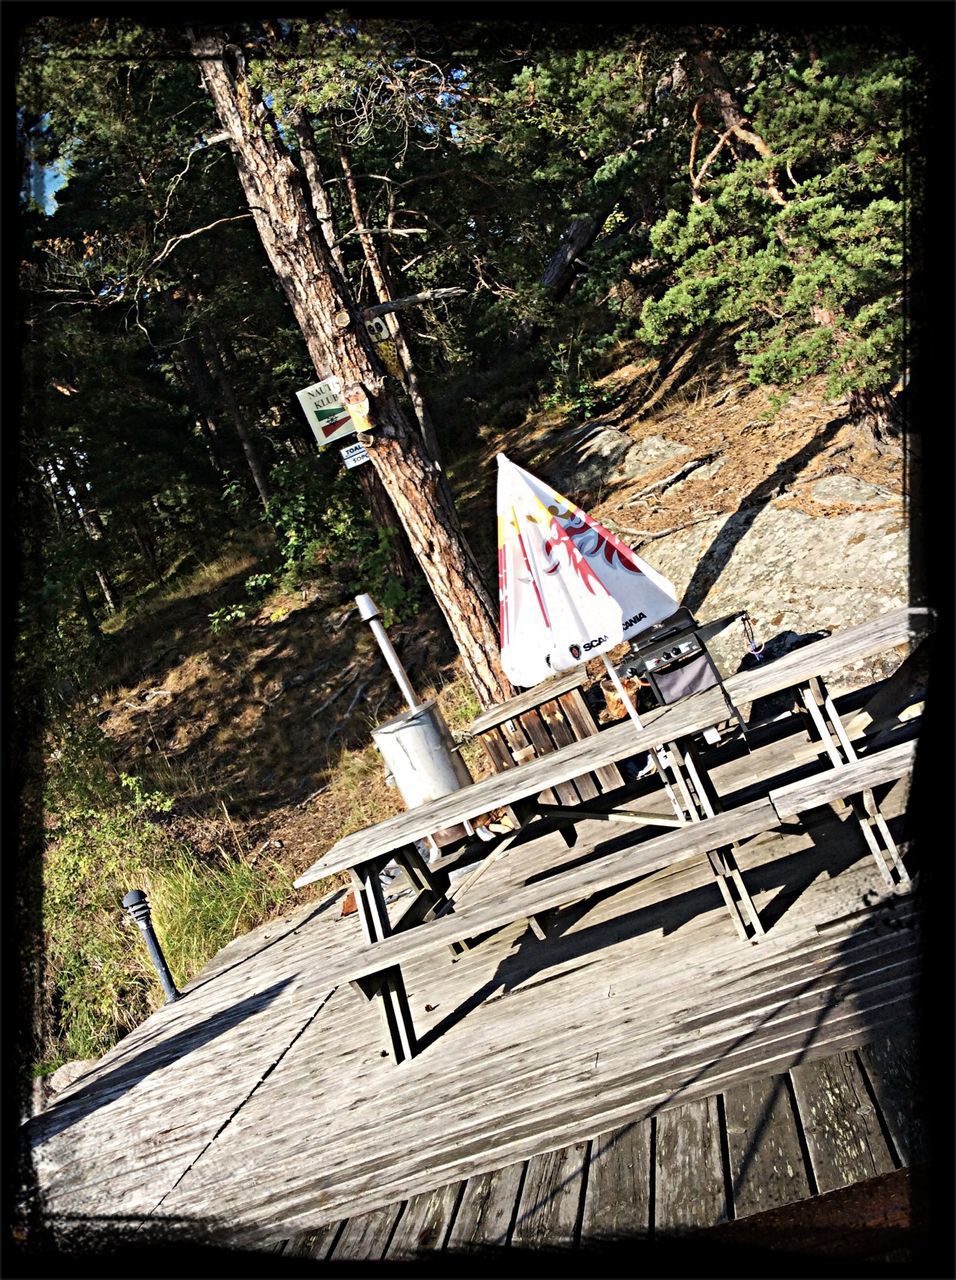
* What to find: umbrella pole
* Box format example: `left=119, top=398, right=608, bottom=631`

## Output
left=601, top=652, right=644, bottom=730
left=601, top=654, right=688, bottom=823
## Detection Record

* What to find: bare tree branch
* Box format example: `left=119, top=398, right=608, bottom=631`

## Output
left=145, top=213, right=253, bottom=272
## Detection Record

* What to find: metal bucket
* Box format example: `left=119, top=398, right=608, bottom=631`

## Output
left=372, top=700, right=472, bottom=848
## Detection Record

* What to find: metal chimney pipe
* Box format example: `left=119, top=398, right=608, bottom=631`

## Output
left=122, top=889, right=182, bottom=1004
left=355, top=593, right=419, bottom=711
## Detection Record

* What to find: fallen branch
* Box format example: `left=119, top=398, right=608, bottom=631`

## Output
left=345, top=679, right=371, bottom=716
left=626, top=452, right=721, bottom=502
left=298, top=783, right=331, bottom=810
left=309, top=663, right=360, bottom=719
left=611, top=510, right=721, bottom=545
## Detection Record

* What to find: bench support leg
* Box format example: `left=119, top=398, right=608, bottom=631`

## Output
left=668, top=738, right=765, bottom=942
left=353, top=860, right=418, bottom=1063
left=799, top=678, right=909, bottom=887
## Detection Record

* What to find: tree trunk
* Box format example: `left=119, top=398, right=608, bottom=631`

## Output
left=683, top=28, right=786, bottom=206
left=292, top=117, right=419, bottom=579
left=76, top=576, right=102, bottom=639
left=200, top=328, right=273, bottom=509
left=540, top=214, right=603, bottom=301
left=337, top=141, right=442, bottom=463
left=351, top=461, right=420, bottom=583
left=293, top=111, right=348, bottom=279
left=167, top=283, right=273, bottom=511
left=43, top=472, right=103, bottom=637
left=49, top=457, right=120, bottom=612
left=191, top=29, right=512, bottom=705
left=848, top=387, right=903, bottom=452
left=165, top=299, right=229, bottom=472
left=132, top=514, right=163, bottom=581
left=94, top=567, right=118, bottom=614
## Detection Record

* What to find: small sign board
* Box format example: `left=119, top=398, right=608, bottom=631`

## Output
left=296, top=376, right=356, bottom=445
left=340, top=441, right=370, bottom=469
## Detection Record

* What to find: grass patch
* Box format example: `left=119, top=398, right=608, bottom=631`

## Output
left=149, top=850, right=292, bottom=984
left=39, top=734, right=291, bottom=1072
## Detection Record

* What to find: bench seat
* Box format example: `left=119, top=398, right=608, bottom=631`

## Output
left=326, top=740, right=915, bottom=1050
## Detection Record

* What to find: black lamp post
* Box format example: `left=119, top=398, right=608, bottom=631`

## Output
left=123, top=889, right=182, bottom=1004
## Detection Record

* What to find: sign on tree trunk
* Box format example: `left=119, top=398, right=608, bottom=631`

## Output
left=296, top=376, right=356, bottom=445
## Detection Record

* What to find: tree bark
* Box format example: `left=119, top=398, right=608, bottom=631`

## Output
left=50, top=457, right=119, bottom=613
left=191, top=29, right=512, bottom=705
left=540, top=214, right=603, bottom=301
left=43, top=471, right=103, bottom=637
left=164, top=288, right=272, bottom=509
left=132, top=514, right=163, bottom=581
left=292, top=111, right=348, bottom=279
left=337, top=141, right=442, bottom=463
left=351, top=461, right=420, bottom=583
left=76, top=576, right=102, bottom=639
left=165, top=294, right=229, bottom=473
left=293, top=116, right=420, bottom=579
left=848, top=387, right=903, bottom=452
left=201, top=329, right=273, bottom=508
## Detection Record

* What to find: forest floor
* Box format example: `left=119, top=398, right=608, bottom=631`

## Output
left=90, top=336, right=910, bottom=938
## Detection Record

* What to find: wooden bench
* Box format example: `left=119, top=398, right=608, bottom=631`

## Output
left=332, top=739, right=917, bottom=1063
left=467, top=669, right=625, bottom=813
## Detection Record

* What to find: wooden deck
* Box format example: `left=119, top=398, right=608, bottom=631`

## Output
left=25, top=705, right=926, bottom=1263
left=20, top=637, right=936, bottom=1269
left=274, top=1028, right=923, bottom=1265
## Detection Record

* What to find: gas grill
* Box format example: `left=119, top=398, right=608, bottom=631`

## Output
left=617, top=606, right=748, bottom=740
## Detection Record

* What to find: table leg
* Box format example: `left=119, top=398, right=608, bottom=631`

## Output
left=669, top=738, right=765, bottom=942
left=799, top=677, right=909, bottom=887
left=352, top=860, right=418, bottom=1063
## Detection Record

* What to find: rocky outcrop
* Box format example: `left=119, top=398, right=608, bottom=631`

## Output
left=541, top=426, right=690, bottom=496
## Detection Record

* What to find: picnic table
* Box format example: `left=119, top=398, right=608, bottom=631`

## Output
left=294, top=607, right=930, bottom=1064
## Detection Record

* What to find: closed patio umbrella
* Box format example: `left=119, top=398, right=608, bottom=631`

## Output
left=496, top=452, right=678, bottom=717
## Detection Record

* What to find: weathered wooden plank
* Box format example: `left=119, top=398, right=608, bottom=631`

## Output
left=510, top=1140, right=588, bottom=1249
left=769, top=739, right=915, bottom=818
left=653, top=1095, right=728, bottom=1232
left=789, top=1051, right=896, bottom=1193
left=539, top=698, right=599, bottom=801
left=721, top=607, right=931, bottom=704
left=312, top=799, right=781, bottom=988
left=476, top=725, right=516, bottom=775
left=690, top=1166, right=919, bottom=1262
left=843, top=637, right=932, bottom=740
left=328, top=1203, right=404, bottom=1261
left=496, top=715, right=536, bottom=767
left=579, top=1120, right=651, bottom=1245
left=33, top=779, right=919, bottom=1240
left=296, top=609, right=927, bottom=882
left=444, top=1161, right=524, bottom=1251
left=280, top=1221, right=342, bottom=1260
left=723, top=1074, right=812, bottom=1217
left=269, top=900, right=918, bottom=1109
left=469, top=670, right=589, bottom=734
left=115, top=940, right=920, bottom=1236
left=385, top=1180, right=462, bottom=1258
left=559, top=689, right=626, bottom=793
left=856, top=1034, right=926, bottom=1166
left=518, top=709, right=581, bottom=805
